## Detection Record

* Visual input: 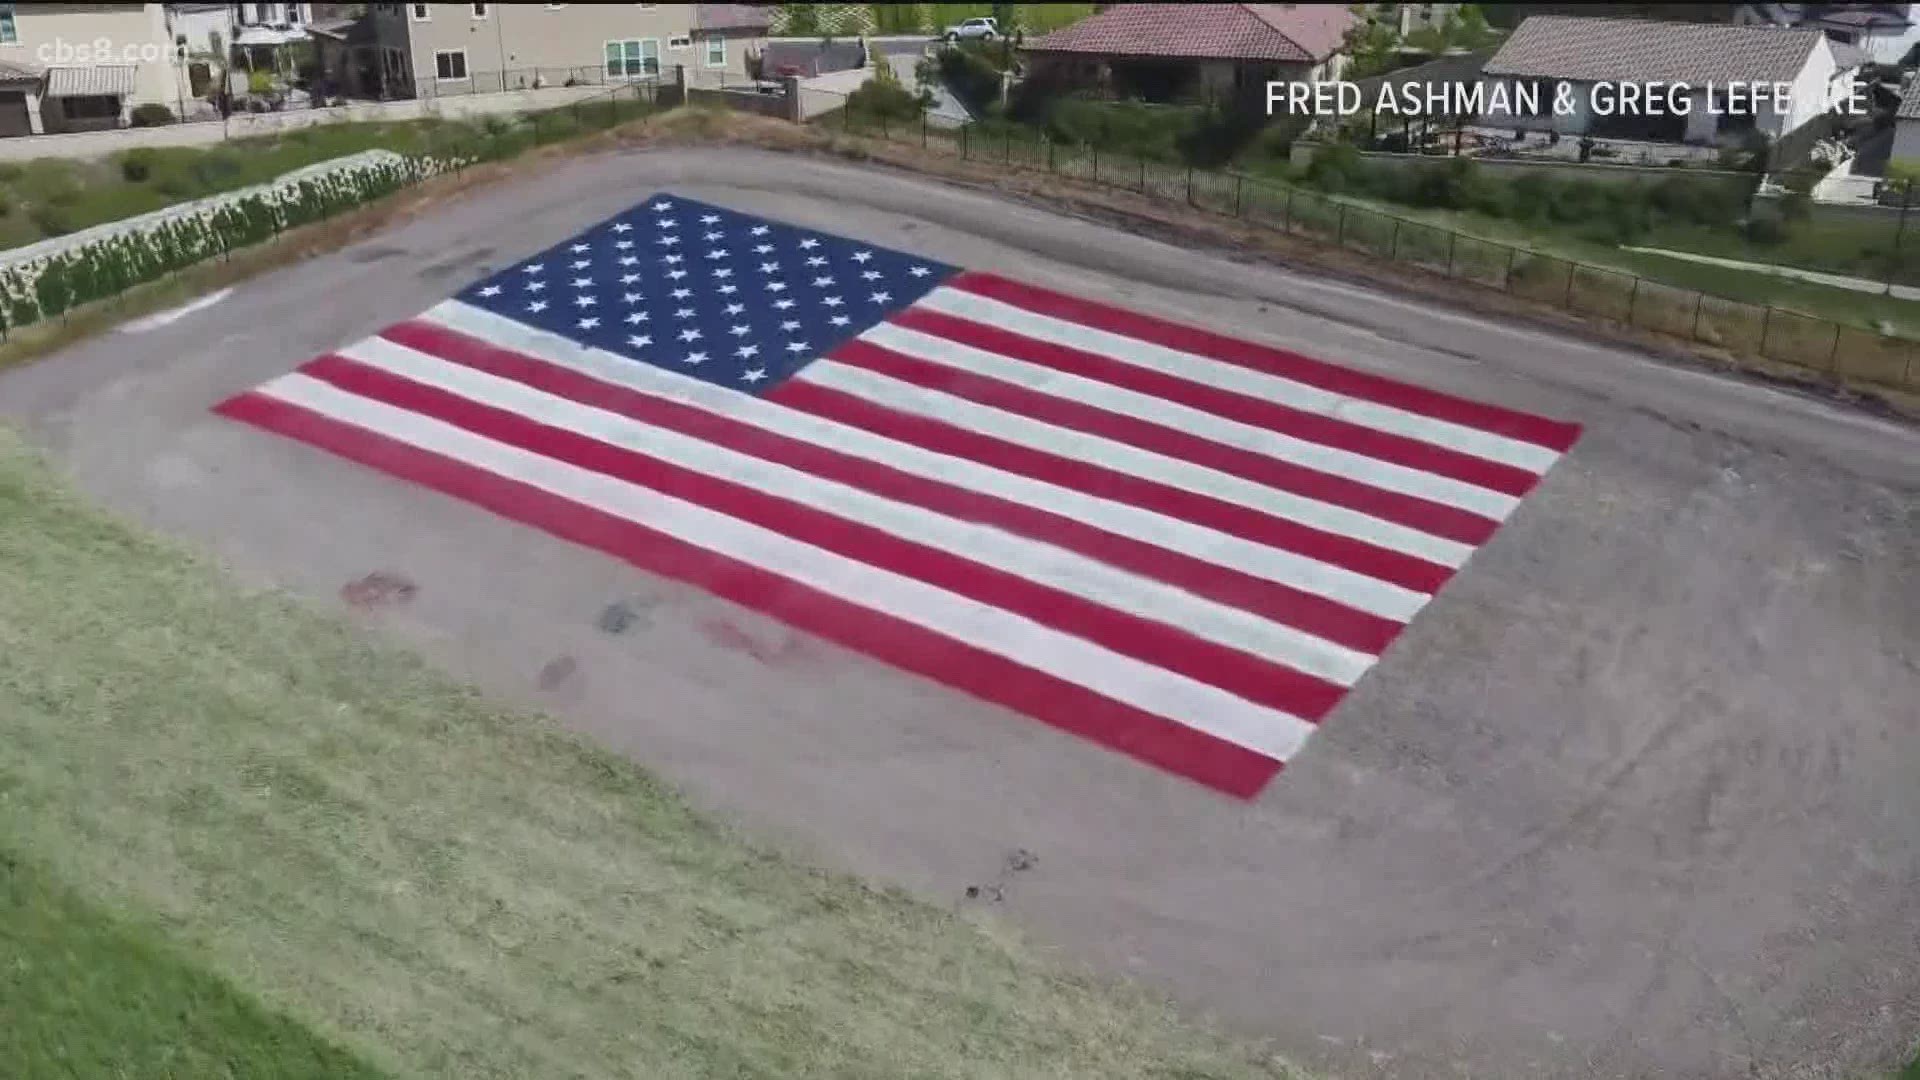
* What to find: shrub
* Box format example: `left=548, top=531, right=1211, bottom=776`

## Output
left=129, top=103, right=174, bottom=127
left=935, top=44, right=1003, bottom=114
left=1303, top=142, right=1366, bottom=192
left=120, top=149, right=155, bottom=183
left=1744, top=216, right=1789, bottom=245
left=28, top=203, right=79, bottom=237
left=846, top=77, right=925, bottom=124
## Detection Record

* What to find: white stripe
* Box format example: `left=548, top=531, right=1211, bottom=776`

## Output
left=337, top=336, right=1374, bottom=687
left=920, top=286, right=1563, bottom=475
left=798, top=361, right=1431, bottom=621
left=422, top=300, right=1429, bottom=625
left=254, top=372, right=1317, bottom=762
left=861, top=321, right=1485, bottom=558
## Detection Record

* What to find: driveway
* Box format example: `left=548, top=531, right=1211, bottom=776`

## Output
left=2, top=147, right=1915, bottom=1080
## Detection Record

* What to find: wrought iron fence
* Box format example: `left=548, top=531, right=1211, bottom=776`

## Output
left=791, top=86, right=1918, bottom=394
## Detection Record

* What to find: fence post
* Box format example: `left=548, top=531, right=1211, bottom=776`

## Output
left=1827, top=322, right=1842, bottom=370
left=1139, top=156, right=1146, bottom=194
left=1004, top=127, right=1011, bottom=163
left=881, top=111, right=888, bottom=140
left=1564, top=263, right=1577, bottom=308
left=1626, top=276, right=1641, bottom=325
left=922, top=112, right=927, bottom=148
left=961, top=123, right=968, bottom=158
left=1186, top=164, right=1194, bottom=206
left=1233, top=174, right=1243, bottom=217
left=1760, top=305, right=1774, bottom=357
left=1389, top=219, right=1401, bottom=260
left=1503, top=245, right=1516, bottom=291
left=1336, top=204, right=1347, bottom=246
left=1091, top=143, right=1098, bottom=181
left=1691, top=291, right=1706, bottom=340
left=1284, top=187, right=1294, bottom=232
left=1446, top=231, right=1457, bottom=277
left=1047, top=136, right=1054, bottom=172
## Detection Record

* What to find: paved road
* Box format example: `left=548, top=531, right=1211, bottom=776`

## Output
left=4, top=148, right=1917, bottom=1080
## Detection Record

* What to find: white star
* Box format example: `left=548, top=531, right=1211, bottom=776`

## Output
left=812, top=276, right=835, bottom=287
left=773, top=298, right=796, bottom=310
left=478, top=284, right=501, bottom=297
left=703, top=231, right=724, bottom=242
left=724, top=302, right=745, bottom=315
left=611, top=222, right=633, bottom=233
left=578, top=316, right=600, bottom=329
left=822, top=296, right=843, bottom=307
left=765, top=281, right=787, bottom=293
left=829, top=314, right=851, bottom=326
left=852, top=250, right=873, bottom=263
left=657, top=235, right=681, bottom=247
left=620, top=272, right=641, bottom=284
left=759, top=261, right=779, bottom=274
left=654, top=217, right=675, bottom=230
left=570, top=243, right=589, bottom=253
left=700, top=214, right=720, bottom=224
left=671, top=287, right=692, bottom=300
left=706, top=249, right=729, bottom=261
left=527, top=300, right=549, bottom=313
left=574, top=294, right=597, bottom=308
left=754, top=243, right=774, bottom=254
left=712, top=267, right=733, bottom=279
left=861, top=270, right=881, bottom=281
left=628, top=333, right=652, bottom=348
left=619, top=256, right=640, bottom=267
left=785, top=341, right=809, bottom=354
left=909, top=265, right=932, bottom=277
left=614, top=239, right=633, bottom=250
left=522, top=263, right=544, bottom=274
left=798, top=238, right=819, bottom=249
left=869, top=291, right=891, bottom=304
left=735, top=343, right=759, bottom=358
left=623, top=292, right=642, bottom=304
left=728, top=323, right=751, bottom=337
left=667, top=269, right=688, bottom=280
left=805, top=256, right=827, bottom=267
left=625, top=312, right=648, bottom=325
left=525, top=280, right=546, bottom=292
left=571, top=276, right=592, bottom=288
left=572, top=260, right=591, bottom=271
left=741, top=367, right=768, bottom=383
left=780, top=319, right=801, bottom=332
left=650, top=200, right=673, bottom=211
left=682, top=351, right=708, bottom=365
left=717, top=284, right=738, bottom=295
left=750, top=225, right=769, bottom=236
left=662, top=254, right=683, bottom=265
left=675, top=307, right=695, bottom=319
left=679, top=328, right=703, bottom=342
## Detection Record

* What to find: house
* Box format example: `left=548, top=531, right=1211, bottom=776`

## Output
left=1021, top=3, right=1354, bottom=107
left=1735, top=3, right=1920, bottom=66
left=1478, top=15, right=1857, bottom=145
left=1892, top=70, right=1920, bottom=166
left=1372, top=2, right=1463, bottom=38
left=357, top=3, right=760, bottom=100
left=692, top=3, right=770, bottom=84
left=0, top=3, right=188, bottom=135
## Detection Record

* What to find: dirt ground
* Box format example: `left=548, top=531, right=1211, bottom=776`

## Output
left=1, top=145, right=1916, bottom=1080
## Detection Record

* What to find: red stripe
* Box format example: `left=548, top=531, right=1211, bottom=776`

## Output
left=805, top=341, right=1452, bottom=596
left=297, top=351, right=1348, bottom=723
left=948, top=271, right=1584, bottom=454
left=385, top=318, right=1404, bottom=654
left=213, top=388, right=1283, bottom=798
left=888, top=306, right=1531, bottom=514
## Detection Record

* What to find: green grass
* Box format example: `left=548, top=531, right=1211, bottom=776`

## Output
left=1, top=852, right=393, bottom=1079
left=0, top=427, right=1296, bottom=1080
left=1902, top=1050, right=1920, bottom=1080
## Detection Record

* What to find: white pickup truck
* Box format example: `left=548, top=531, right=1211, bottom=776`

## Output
left=941, top=16, right=1001, bottom=43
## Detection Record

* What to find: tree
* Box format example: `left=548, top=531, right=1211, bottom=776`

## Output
left=1343, top=4, right=1401, bottom=79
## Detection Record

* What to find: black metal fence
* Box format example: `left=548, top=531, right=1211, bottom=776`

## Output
left=795, top=88, right=1918, bottom=394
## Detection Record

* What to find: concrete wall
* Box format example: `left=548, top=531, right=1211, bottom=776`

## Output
left=0, top=81, right=613, bottom=161
left=1894, top=116, right=1920, bottom=168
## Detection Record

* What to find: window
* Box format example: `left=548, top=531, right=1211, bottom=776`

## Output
left=434, top=48, right=468, bottom=80
left=705, top=36, right=725, bottom=67
left=409, top=3, right=431, bottom=21
left=252, top=3, right=271, bottom=24
left=471, top=2, right=488, bottom=16
left=667, top=35, right=690, bottom=50
left=63, top=95, right=121, bottom=121
left=286, top=4, right=303, bottom=24
left=604, top=38, right=659, bottom=78
left=0, top=4, right=16, bottom=45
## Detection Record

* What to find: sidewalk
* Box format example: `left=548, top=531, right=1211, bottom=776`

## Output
left=1620, top=245, right=1920, bottom=301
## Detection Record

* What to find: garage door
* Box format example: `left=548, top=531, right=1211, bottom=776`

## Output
left=0, top=91, right=30, bottom=138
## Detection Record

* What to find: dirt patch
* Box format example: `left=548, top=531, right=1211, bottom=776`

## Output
left=339, top=571, right=417, bottom=609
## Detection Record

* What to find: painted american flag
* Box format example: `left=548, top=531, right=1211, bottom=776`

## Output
left=215, top=193, right=1581, bottom=798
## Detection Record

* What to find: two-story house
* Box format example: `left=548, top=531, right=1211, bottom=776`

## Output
left=0, top=2, right=187, bottom=136
left=358, top=3, right=766, bottom=100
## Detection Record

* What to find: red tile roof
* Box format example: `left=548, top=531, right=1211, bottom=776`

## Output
left=1025, top=3, right=1354, bottom=63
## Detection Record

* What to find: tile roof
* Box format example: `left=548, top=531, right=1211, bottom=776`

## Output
left=1899, top=72, right=1920, bottom=118
left=1483, top=15, right=1826, bottom=85
left=0, top=59, right=41, bottom=84
left=696, top=4, right=772, bottom=32
left=45, top=65, right=136, bottom=97
left=1025, top=3, right=1354, bottom=63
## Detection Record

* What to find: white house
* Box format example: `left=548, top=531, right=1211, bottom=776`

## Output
left=1479, top=16, right=1858, bottom=147
left=1736, top=3, right=1920, bottom=67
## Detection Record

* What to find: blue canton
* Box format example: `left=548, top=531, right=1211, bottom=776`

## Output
left=457, top=193, right=956, bottom=395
